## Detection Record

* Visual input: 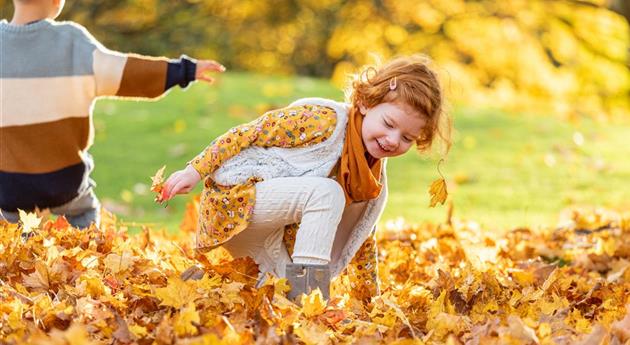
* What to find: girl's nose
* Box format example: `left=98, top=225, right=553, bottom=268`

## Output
left=384, top=136, right=399, bottom=150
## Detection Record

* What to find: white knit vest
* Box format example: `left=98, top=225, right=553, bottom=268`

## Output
left=213, top=97, right=388, bottom=277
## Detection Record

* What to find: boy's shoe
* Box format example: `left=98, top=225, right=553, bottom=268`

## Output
left=285, top=263, right=330, bottom=301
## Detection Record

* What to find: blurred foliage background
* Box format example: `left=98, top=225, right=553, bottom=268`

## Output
left=1, top=0, right=629, bottom=230
left=2, top=0, right=628, bottom=119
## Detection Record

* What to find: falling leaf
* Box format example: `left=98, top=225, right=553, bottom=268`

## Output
left=428, top=178, right=448, bottom=207
left=428, top=159, right=448, bottom=207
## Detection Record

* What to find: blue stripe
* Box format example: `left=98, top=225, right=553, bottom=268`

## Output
left=0, top=21, right=96, bottom=78
left=0, top=162, right=90, bottom=211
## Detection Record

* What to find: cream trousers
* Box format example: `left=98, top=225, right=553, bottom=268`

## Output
left=222, top=177, right=346, bottom=279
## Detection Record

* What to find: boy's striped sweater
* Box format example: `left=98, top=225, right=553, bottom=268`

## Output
left=0, top=19, right=197, bottom=212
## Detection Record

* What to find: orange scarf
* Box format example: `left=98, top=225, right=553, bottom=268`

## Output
left=337, top=106, right=383, bottom=204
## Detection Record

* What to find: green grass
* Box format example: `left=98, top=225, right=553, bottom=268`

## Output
left=91, top=72, right=630, bottom=233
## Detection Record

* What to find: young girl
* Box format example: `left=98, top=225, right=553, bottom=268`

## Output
left=161, top=55, right=451, bottom=302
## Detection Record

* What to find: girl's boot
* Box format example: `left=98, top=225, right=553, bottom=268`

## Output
left=285, top=263, right=330, bottom=301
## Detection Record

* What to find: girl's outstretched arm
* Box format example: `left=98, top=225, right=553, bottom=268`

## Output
left=189, top=104, right=337, bottom=178
left=161, top=104, right=337, bottom=201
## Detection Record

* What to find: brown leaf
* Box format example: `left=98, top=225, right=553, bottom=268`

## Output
left=212, top=257, right=260, bottom=285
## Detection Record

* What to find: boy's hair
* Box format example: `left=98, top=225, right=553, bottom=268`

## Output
left=346, top=55, right=452, bottom=154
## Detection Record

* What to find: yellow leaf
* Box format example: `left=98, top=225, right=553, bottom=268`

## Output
left=218, top=281, right=245, bottom=308
left=262, top=273, right=291, bottom=295
left=18, top=209, right=42, bottom=233
left=174, top=302, right=200, bottom=336
left=63, top=323, right=98, bottom=345
left=128, top=324, right=148, bottom=338
left=274, top=278, right=292, bottom=295
left=155, top=276, right=198, bottom=309
left=509, top=268, right=535, bottom=287
left=197, top=274, right=223, bottom=290
left=428, top=178, right=448, bottom=207
left=595, top=237, right=617, bottom=256
left=301, top=288, right=327, bottom=317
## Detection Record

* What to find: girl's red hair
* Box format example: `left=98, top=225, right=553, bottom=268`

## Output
left=346, top=55, right=452, bottom=153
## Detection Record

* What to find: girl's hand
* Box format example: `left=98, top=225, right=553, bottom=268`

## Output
left=161, top=165, right=202, bottom=201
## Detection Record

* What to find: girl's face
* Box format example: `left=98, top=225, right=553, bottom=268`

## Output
left=360, top=102, right=425, bottom=159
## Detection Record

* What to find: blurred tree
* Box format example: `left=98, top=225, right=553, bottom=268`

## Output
left=1, top=0, right=628, bottom=118
left=607, top=0, right=629, bottom=23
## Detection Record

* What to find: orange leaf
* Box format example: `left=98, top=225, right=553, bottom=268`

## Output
left=150, top=165, right=166, bottom=203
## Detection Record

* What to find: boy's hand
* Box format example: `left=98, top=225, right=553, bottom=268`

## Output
left=162, top=165, right=202, bottom=202
left=196, top=60, right=226, bottom=84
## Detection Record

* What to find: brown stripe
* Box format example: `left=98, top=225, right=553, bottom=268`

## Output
left=116, top=55, right=167, bottom=98
left=0, top=117, right=89, bottom=173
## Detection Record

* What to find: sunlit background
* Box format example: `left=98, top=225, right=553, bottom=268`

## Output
left=2, top=0, right=628, bottom=231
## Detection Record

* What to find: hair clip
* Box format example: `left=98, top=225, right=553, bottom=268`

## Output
left=389, top=77, right=397, bottom=91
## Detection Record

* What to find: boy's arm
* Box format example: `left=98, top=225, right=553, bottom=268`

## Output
left=346, top=232, right=380, bottom=303
left=189, top=105, right=337, bottom=178
left=93, top=48, right=223, bottom=98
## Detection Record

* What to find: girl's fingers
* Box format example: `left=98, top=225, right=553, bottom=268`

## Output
left=172, top=180, right=190, bottom=196
left=181, top=185, right=193, bottom=194
left=162, top=174, right=180, bottom=201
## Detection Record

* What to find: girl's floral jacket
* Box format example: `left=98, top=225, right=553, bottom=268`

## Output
left=190, top=98, right=389, bottom=301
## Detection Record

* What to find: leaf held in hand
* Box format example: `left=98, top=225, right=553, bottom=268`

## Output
left=150, top=165, right=166, bottom=203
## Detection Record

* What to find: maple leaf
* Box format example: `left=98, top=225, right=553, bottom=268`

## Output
left=22, top=261, right=49, bottom=289
left=218, top=281, right=245, bottom=308
left=301, top=288, right=327, bottom=317
left=150, top=165, right=166, bottom=203
left=18, top=209, right=42, bottom=234
left=212, top=256, right=260, bottom=285
left=155, top=276, right=198, bottom=309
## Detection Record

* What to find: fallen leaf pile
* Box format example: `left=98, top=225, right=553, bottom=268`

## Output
left=1, top=205, right=630, bottom=344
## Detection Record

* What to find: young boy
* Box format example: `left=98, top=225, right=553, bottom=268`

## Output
left=0, top=0, right=225, bottom=228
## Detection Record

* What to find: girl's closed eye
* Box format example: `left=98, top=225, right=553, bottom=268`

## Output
left=402, top=136, right=414, bottom=143
left=383, top=119, right=393, bottom=128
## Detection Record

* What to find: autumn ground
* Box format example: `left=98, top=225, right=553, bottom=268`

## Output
left=90, top=72, right=630, bottom=233
left=1, top=205, right=630, bottom=344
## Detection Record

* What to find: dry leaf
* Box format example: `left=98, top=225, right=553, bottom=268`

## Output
left=150, top=165, right=166, bottom=203
left=428, top=178, right=448, bottom=207
left=301, top=288, right=327, bottom=317
left=18, top=209, right=42, bottom=234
